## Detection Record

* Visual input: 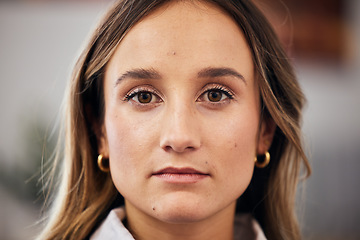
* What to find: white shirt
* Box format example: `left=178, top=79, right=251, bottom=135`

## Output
left=90, top=207, right=267, bottom=240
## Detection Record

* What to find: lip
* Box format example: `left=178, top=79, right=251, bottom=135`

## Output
left=152, top=167, right=210, bottom=184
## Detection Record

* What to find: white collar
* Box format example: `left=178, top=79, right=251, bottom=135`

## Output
left=90, top=207, right=267, bottom=240
left=90, top=208, right=134, bottom=240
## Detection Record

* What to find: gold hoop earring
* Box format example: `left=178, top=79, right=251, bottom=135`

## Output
left=255, top=151, right=270, bottom=168
left=97, top=154, right=110, bottom=172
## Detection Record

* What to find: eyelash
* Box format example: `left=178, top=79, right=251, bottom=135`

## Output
left=123, top=84, right=234, bottom=103
left=123, top=86, right=161, bottom=102
left=201, top=85, right=234, bottom=100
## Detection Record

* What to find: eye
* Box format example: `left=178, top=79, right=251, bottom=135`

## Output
left=207, top=90, right=225, bottom=102
left=124, top=87, right=162, bottom=105
left=127, top=91, right=157, bottom=104
left=199, top=85, right=234, bottom=103
left=137, top=91, right=152, bottom=103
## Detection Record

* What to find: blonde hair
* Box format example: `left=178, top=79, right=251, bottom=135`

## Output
left=38, top=0, right=311, bottom=239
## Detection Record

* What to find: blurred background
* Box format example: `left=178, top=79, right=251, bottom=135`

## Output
left=0, top=0, right=359, bottom=239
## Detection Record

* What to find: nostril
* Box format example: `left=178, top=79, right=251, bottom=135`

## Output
left=162, top=144, right=197, bottom=153
left=163, top=146, right=172, bottom=152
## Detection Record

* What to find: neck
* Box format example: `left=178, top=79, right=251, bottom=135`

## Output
left=125, top=202, right=236, bottom=240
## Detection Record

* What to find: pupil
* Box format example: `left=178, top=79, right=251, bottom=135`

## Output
left=208, top=91, right=221, bottom=102
left=139, top=92, right=152, bottom=103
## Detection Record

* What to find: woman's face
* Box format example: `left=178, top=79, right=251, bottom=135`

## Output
left=100, top=1, right=273, bottom=224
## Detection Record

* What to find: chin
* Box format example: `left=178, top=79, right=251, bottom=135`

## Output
left=151, top=194, right=213, bottom=224
left=157, top=207, right=208, bottom=224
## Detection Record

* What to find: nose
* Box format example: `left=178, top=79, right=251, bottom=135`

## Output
left=159, top=103, right=201, bottom=153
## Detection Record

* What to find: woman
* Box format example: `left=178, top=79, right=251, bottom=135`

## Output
left=38, top=0, right=311, bottom=239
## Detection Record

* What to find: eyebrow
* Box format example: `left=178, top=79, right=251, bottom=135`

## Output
left=198, top=67, right=246, bottom=84
left=115, top=66, right=246, bottom=86
left=115, top=68, right=162, bottom=86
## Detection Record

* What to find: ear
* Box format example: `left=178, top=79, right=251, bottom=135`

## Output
left=86, top=104, right=109, bottom=158
left=257, top=117, right=276, bottom=155
left=97, top=124, right=109, bottom=158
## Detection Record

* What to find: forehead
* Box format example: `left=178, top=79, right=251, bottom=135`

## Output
left=107, top=1, right=253, bottom=79
left=131, top=1, right=242, bottom=41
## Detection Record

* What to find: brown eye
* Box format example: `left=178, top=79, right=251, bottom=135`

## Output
left=138, top=92, right=152, bottom=103
left=207, top=90, right=222, bottom=102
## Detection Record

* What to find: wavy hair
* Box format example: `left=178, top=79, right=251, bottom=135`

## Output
left=37, top=0, right=311, bottom=239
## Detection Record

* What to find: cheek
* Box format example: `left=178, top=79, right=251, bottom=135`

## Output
left=104, top=110, right=160, bottom=192
left=105, top=113, right=146, bottom=182
left=223, top=128, right=256, bottom=178
left=211, top=108, right=258, bottom=158
left=208, top=110, right=258, bottom=193
left=105, top=111, right=153, bottom=157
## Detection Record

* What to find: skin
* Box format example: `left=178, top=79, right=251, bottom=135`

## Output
left=99, top=1, right=275, bottom=239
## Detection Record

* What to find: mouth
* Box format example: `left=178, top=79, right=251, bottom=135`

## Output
left=152, top=167, right=210, bottom=184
